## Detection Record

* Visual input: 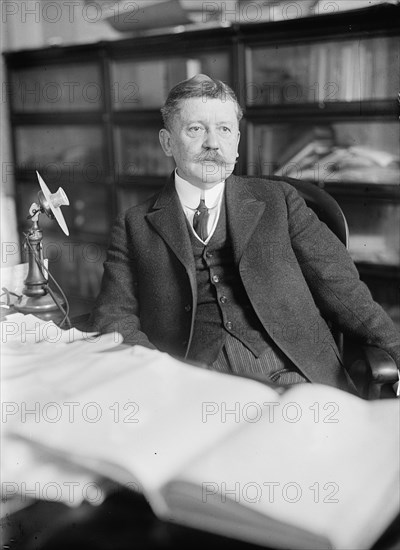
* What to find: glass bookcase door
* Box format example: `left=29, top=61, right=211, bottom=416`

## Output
left=117, top=185, right=161, bottom=210
left=10, top=63, right=103, bottom=112
left=247, top=121, right=400, bottom=185
left=114, top=124, right=175, bottom=177
left=40, top=234, right=105, bottom=301
left=14, top=126, right=106, bottom=175
left=340, top=199, right=400, bottom=267
left=111, top=52, right=230, bottom=110
left=248, top=120, right=400, bottom=268
left=246, top=35, right=399, bottom=105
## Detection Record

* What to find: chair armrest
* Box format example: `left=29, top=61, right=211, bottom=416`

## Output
left=347, top=345, right=398, bottom=399
left=361, top=345, right=399, bottom=385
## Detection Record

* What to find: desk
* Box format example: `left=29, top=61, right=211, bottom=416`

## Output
left=5, top=490, right=400, bottom=550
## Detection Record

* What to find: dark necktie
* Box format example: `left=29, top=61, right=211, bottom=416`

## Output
left=193, top=198, right=209, bottom=241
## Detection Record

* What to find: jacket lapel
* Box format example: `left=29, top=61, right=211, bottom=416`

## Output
left=145, top=177, right=197, bottom=288
left=225, top=175, right=266, bottom=265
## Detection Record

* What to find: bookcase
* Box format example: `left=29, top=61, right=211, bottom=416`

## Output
left=4, top=3, right=399, bottom=322
left=239, top=4, right=400, bottom=325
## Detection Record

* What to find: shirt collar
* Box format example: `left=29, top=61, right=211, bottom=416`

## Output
left=174, top=169, right=225, bottom=210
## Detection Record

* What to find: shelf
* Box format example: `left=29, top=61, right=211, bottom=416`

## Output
left=323, top=182, right=400, bottom=200
left=117, top=176, right=168, bottom=187
left=113, top=110, right=164, bottom=123
left=238, top=3, right=400, bottom=43
left=10, top=112, right=106, bottom=124
left=245, top=100, right=399, bottom=122
left=356, top=263, right=400, bottom=279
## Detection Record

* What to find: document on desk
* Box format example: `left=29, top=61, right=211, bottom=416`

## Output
left=2, top=316, right=399, bottom=550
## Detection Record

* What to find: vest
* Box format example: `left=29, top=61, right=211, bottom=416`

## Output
left=187, top=198, right=284, bottom=365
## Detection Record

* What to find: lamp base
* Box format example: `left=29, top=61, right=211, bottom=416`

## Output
left=14, top=291, right=65, bottom=315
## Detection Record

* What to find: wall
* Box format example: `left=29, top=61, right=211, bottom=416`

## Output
left=1, top=11, right=19, bottom=266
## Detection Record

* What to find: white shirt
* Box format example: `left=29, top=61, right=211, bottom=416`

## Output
left=174, top=170, right=225, bottom=244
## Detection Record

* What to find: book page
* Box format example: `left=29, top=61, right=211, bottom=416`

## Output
left=164, top=383, right=399, bottom=550
left=2, top=333, right=279, bottom=515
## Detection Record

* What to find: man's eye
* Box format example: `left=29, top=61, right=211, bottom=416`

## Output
left=220, top=126, right=231, bottom=133
left=189, top=126, right=202, bottom=133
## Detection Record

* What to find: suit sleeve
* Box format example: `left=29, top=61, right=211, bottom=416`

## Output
left=284, top=184, right=400, bottom=367
left=88, top=213, right=157, bottom=348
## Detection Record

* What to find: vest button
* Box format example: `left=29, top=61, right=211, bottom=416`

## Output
left=206, top=251, right=213, bottom=258
left=184, top=304, right=191, bottom=312
left=220, top=296, right=227, bottom=304
left=225, top=321, right=233, bottom=330
left=212, top=275, right=220, bottom=283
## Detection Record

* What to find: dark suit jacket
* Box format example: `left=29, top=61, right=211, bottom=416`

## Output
left=90, top=175, right=400, bottom=391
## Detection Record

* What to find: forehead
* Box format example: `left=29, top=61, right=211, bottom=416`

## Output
left=175, top=97, right=239, bottom=125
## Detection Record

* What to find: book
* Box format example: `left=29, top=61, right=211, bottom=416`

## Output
left=2, top=319, right=399, bottom=550
left=274, top=126, right=333, bottom=175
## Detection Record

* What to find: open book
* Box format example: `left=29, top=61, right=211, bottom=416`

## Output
left=2, top=322, right=399, bottom=550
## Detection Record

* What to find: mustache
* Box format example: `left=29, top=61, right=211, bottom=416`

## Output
left=195, top=151, right=226, bottom=164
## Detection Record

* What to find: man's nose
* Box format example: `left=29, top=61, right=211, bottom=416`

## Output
left=203, top=129, right=219, bottom=149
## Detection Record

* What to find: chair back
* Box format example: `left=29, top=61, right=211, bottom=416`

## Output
left=257, top=175, right=349, bottom=247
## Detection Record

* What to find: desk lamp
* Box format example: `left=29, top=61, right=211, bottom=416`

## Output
left=14, top=171, right=70, bottom=320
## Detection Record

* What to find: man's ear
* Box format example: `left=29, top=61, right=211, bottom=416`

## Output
left=159, top=129, right=173, bottom=157
left=235, top=130, right=241, bottom=158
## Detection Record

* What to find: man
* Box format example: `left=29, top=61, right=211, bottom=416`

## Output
left=90, top=74, right=399, bottom=392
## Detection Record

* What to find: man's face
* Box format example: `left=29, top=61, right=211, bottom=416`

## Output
left=159, top=97, right=240, bottom=189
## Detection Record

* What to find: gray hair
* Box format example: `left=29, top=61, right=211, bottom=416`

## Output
left=161, top=74, right=243, bottom=130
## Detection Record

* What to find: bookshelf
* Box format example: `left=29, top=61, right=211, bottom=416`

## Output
left=4, top=3, right=399, bottom=321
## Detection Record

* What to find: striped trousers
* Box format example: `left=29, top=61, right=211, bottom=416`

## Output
left=210, top=333, right=308, bottom=387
